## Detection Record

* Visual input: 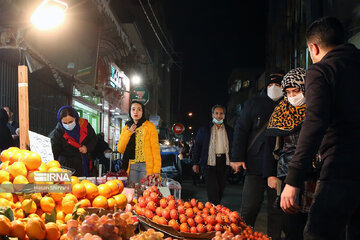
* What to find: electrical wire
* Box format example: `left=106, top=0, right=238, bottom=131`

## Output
left=146, top=0, right=177, bottom=56
left=138, top=0, right=182, bottom=69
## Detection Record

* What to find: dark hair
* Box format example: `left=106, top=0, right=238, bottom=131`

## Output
left=211, top=104, right=226, bottom=114
left=59, top=108, right=77, bottom=120
left=306, top=16, right=345, bottom=48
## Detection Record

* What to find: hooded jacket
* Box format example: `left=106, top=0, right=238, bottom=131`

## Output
left=286, top=43, right=360, bottom=187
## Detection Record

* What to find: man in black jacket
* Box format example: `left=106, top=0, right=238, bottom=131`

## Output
left=192, top=105, right=233, bottom=205
left=281, top=17, right=360, bottom=239
left=230, top=71, right=284, bottom=240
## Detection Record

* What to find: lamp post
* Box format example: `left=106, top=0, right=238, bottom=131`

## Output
left=18, top=0, right=68, bottom=149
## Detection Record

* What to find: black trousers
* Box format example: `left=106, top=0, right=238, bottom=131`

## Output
left=304, top=180, right=360, bottom=240
left=204, top=155, right=227, bottom=205
left=241, top=175, right=284, bottom=240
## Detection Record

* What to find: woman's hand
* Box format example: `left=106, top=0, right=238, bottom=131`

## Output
left=268, top=176, right=278, bottom=189
left=79, top=145, right=87, bottom=154
left=128, top=124, right=137, bottom=134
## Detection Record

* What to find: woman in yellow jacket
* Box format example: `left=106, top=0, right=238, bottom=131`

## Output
left=117, top=100, right=161, bottom=183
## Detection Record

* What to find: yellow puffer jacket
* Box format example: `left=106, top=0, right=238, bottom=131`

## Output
left=117, top=120, right=161, bottom=175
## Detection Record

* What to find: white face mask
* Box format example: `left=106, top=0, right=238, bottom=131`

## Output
left=63, top=121, right=76, bottom=131
left=104, top=153, right=111, bottom=159
left=267, top=85, right=283, bottom=101
left=288, top=93, right=305, bottom=107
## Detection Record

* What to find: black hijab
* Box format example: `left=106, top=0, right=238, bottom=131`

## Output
left=122, top=101, right=147, bottom=169
left=0, top=109, right=13, bottom=151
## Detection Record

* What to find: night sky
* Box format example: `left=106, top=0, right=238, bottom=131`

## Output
left=164, top=0, right=268, bottom=133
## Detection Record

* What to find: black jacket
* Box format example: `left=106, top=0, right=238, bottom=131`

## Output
left=0, top=109, right=13, bottom=152
left=231, top=93, right=280, bottom=175
left=49, top=122, right=97, bottom=176
left=192, top=122, right=233, bottom=168
left=286, top=44, right=360, bottom=187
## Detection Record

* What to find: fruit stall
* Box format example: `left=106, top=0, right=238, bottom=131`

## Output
left=0, top=147, right=270, bottom=240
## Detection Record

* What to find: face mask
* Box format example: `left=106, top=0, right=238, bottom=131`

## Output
left=213, top=118, right=223, bottom=124
left=288, top=93, right=305, bottom=107
left=104, top=153, right=111, bottom=159
left=63, top=121, right=76, bottom=131
left=267, top=85, right=283, bottom=101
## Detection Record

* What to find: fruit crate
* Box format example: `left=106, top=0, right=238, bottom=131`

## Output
left=136, top=213, right=216, bottom=239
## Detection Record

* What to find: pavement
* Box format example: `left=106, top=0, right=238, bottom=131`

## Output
left=180, top=174, right=268, bottom=235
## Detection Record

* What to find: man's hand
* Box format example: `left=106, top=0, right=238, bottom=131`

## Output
left=280, top=184, right=300, bottom=214
left=79, top=145, right=88, bottom=154
left=192, top=165, right=199, bottom=173
left=230, top=162, right=246, bottom=173
left=267, top=176, right=278, bottom=189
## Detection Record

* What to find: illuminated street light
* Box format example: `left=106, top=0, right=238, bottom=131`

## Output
left=31, top=0, right=68, bottom=30
left=188, top=112, right=193, bottom=117
left=131, top=75, right=141, bottom=85
left=188, top=126, right=192, bottom=130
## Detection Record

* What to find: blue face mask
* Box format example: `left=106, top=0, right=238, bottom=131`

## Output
left=63, top=121, right=76, bottom=131
left=213, top=118, right=223, bottom=125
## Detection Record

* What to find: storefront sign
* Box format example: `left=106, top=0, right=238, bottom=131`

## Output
left=172, top=123, right=185, bottom=135
left=130, top=87, right=149, bottom=105
left=110, top=63, right=127, bottom=89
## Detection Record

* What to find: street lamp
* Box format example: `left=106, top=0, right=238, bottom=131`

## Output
left=18, top=0, right=68, bottom=149
left=188, top=112, right=193, bottom=117
left=31, top=0, right=68, bottom=30
left=131, top=75, right=141, bottom=85
left=188, top=126, right=192, bottom=130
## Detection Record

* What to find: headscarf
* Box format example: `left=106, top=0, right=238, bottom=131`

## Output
left=266, top=68, right=306, bottom=136
left=57, top=106, right=80, bottom=142
left=122, top=101, right=147, bottom=169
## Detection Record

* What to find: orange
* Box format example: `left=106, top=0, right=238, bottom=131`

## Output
left=51, top=193, right=65, bottom=203
left=0, top=161, right=11, bottom=170
left=48, top=167, right=62, bottom=173
left=10, top=220, right=26, bottom=240
left=47, top=160, right=61, bottom=169
left=0, top=198, right=11, bottom=207
left=107, top=197, right=116, bottom=210
left=9, top=150, right=26, bottom=164
left=113, top=193, right=128, bottom=209
left=58, top=223, right=68, bottom=234
left=0, top=148, right=18, bottom=163
left=113, top=179, right=124, bottom=193
left=26, top=171, right=36, bottom=183
left=92, top=195, right=108, bottom=209
left=14, top=201, right=21, bottom=208
left=21, top=199, right=37, bottom=214
left=38, top=162, right=49, bottom=172
left=72, top=183, right=86, bottom=199
left=14, top=208, right=25, bottom=219
left=31, top=193, right=42, bottom=202
left=64, top=193, right=78, bottom=203
left=71, top=176, right=80, bottom=186
left=64, top=213, right=72, bottom=222
left=98, top=184, right=112, bottom=198
left=105, top=180, right=120, bottom=196
left=84, top=182, right=99, bottom=200
left=60, top=234, right=68, bottom=240
left=78, top=198, right=91, bottom=208
left=1, top=181, right=13, bottom=192
left=55, top=204, right=62, bottom=212
left=76, top=207, right=86, bottom=216
left=26, top=218, right=46, bottom=240
left=40, top=196, right=56, bottom=213
left=41, top=213, right=46, bottom=221
left=28, top=213, right=41, bottom=218
left=56, top=220, right=64, bottom=225
left=13, top=175, right=29, bottom=184
left=0, top=215, right=11, bottom=236
left=0, top=192, right=13, bottom=202
left=21, top=152, right=42, bottom=171
left=62, top=194, right=78, bottom=214
left=57, top=210, right=65, bottom=221
left=8, top=162, right=27, bottom=178
left=0, top=169, right=10, bottom=183
left=80, top=179, right=92, bottom=187
left=45, top=222, right=60, bottom=240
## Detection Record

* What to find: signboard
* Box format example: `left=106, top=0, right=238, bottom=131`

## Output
left=110, top=63, right=129, bottom=90
left=130, top=87, right=149, bottom=105
left=28, top=131, right=54, bottom=164
left=172, top=123, right=185, bottom=135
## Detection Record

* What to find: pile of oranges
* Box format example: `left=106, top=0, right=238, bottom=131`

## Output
left=0, top=147, right=129, bottom=240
